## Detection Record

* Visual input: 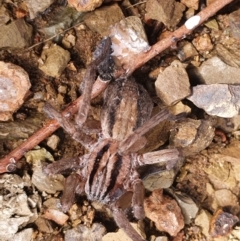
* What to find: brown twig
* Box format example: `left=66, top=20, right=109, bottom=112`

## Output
left=0, top=78, right=108, bottom=173
left=0, top=0, right=235, bottom=173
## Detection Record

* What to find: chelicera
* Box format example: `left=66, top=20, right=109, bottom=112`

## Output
left=43, top=38, right=180, bottom=241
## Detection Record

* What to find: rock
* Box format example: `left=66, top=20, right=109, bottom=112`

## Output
left=188, top=84, right=240, bottom=118
left=216, top=43, right=240, bottom=68
left=169, top=119, right=215, bottom=156
left=0, top=61, right=31, bottom=121
left=35, top=217, right=54, bottom=233
left=204, top=154, right=237, bottom=191
left=177, top=41, right=198, bottom=61
left=25, top=0, right=54, bottom=19
left=144, top=189, right=184, bottom=236
left=204, top=19, right=219, bottom=30
left=169, top=101, right=192, bottom=115
left=192, top=34, right=213, bottom=52
left=229, top=8, right=240, bottom=39
left=47, top=134, right=60, bottom=150
left=0, top=19, right=32, bottom=48
left=43, top=208, right=69, bottom=225
left=84, top=4, right=124, bottom=36
left=0, top=217, right=30, bottom=240
left=197, top=56, right=240, bottom=84
left=109, top=16, right=150, bottom=68
left=155, top=237, right=169, bottom=241
left=39, top=43, right=70, bottom=77
left=141, top=167, right=179, bottom=191
left=155, top=60, right=191, bottom=106
left=214, top=189, right=239, bottom=208
left=8, top=228, right=33, bottom=241
left=25, top=148, right=65, bottom=194
left=102, top=222, right=145, bottom=241
left=232, top=227, right=240, bottom=239
left=146, top=0, right=186, bottom=28
left=195, top=209, right=212, bottom=238
left=65, top=223, right=106, bottom=241
left=0, top=5, right=10, bottom=26
left=68, top=0, right=103, bottom=12
left=210, top=209, right=239, bottom=238
left=166, top=189, right=199, bottom=224
left=0, top=113, right=45, bottom=140
left=180, top=0, right=199, bottom=10
left=42, top=6, right=83, bottom=39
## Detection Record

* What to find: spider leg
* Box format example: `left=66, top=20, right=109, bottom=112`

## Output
left=43, top=156, right=84, bottom=175
left=76, top=37, right=112, bottom=126
left=132, top=179, right=145, bottom=220
left=111, top=204, right=146, bottom=241
left=43, top=102, right=95, bottom=150
left=136, top=148, right=180, bottom=169
left=61, top=172, right=86, bottom=213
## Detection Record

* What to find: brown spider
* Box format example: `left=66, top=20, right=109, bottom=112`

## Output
left=43, top=38, right=181, bottom=241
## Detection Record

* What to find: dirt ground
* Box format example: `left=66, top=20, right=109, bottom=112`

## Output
left=1, top=0, right=240, bottom=241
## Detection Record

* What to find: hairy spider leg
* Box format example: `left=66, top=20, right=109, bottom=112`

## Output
left=43, top=102, right=95, bottom=150
left=76, top=37, right=112, bottom=126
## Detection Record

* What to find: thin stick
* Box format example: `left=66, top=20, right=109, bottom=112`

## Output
left=0, top=0, right=235, bottom=173
left=0, top=77, right=108, bottom=173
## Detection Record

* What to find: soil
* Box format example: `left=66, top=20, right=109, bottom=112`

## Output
left=1, top=0, right=240, bottom=241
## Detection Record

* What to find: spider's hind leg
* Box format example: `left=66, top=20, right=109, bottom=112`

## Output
left=132, top=179, right=145, bottom=220
left=111, top=203, right=146, bottom=241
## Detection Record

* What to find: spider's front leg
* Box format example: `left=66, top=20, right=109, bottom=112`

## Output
left=76, top=37, right=114, bottom=126
left=43, top=102, right=95, bottom=150
left=111, top=203, right=146, bottom=241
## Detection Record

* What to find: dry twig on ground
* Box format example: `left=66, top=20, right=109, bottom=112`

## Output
left=0, top=0, right=235, bottom=173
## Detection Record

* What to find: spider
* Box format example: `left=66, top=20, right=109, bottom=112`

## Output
left=43, top=38, right=181, bottom=241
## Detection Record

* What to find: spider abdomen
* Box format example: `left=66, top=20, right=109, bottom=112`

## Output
left=85, top=140, right=132, bottom=204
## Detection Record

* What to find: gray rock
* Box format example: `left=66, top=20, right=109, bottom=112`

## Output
left=197, top=56, right=240, bottom=84
left=155, top=60, right=191, bottom=106
left=0, top=19, right=32, bottom=48
left=188, top=84, right=240, bottom=117
left=25, top=0, right=54, bottom=19
left=0, top=61, right=31, bottom=121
